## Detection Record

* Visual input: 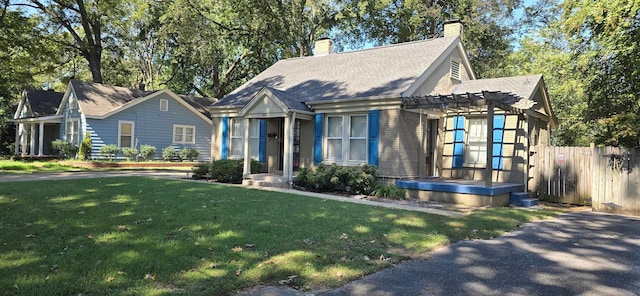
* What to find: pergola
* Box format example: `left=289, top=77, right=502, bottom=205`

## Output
left=401, top=91, right=535, bottom=187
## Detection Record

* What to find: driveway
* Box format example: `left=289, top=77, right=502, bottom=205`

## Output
left=320, top=211, right=640, bottom=296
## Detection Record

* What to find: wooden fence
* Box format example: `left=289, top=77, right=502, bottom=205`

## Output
left=532, top=145, right=640, bottom=216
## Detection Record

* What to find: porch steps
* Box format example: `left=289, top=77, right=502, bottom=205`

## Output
left=242, top=174, right=290, bottom=189
left=510, top=192, right=539, bottom=207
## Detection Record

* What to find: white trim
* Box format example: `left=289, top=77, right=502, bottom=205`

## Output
left=118, top=120, right=135, bottom=148
left=160, top=99, right=168, bottom=111
left=325, top=115, right=344, bottom=161
left=172, top=124, right=196, bottom=144
left=324, top=113, right=369, bottom=164
left=229, top=118, right=244, bottom=159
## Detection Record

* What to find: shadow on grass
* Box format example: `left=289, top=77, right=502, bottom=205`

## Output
left=0, top=177, right=558, bottom=295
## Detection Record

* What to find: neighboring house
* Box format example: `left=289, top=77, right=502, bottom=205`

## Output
left=12, top=80, right=215, bottom=161
left=209, top=20, right=557, bottom=196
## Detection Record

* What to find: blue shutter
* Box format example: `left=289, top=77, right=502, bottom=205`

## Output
left=313, top=113, right=323, bottom=164
left=452, top=116, right=465, bottom=168
left=221, top=117, right=229, bottom=160
left=368, top=110, right=380, bottom=167
left=492, top=115, right=505, bottom=170
left=258, top=120, right=267, bottom=163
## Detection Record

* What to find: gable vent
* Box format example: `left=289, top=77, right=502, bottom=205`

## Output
left=451, top=59, right=461, bottom=80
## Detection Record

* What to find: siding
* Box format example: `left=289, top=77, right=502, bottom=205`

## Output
left=411, top=49, right=472, bottom=96
left=378, top=109, right=424, bottom=178
left=440, top=113, right=527, bottom=184
left=87, top=93, right=212, bottom=161
left=211, top=117, right=222, bottom=160
left=299, top=119, right=314, bottom=169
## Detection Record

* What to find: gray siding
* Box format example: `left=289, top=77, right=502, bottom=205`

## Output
left=86, top=93, right=211, bottom=161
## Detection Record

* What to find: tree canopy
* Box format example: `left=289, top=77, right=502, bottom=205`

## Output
left=1, top=0, right=640, bottom=153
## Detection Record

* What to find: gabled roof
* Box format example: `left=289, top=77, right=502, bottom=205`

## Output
left=451, top=75, right=543, bottom=100
left=59, top=80, right=214, bottom=120
left=14, top=89, right=64, bottom=119
left=213, top=37, right=462, bottom=108
left=68, top=80, right=157, bottom=117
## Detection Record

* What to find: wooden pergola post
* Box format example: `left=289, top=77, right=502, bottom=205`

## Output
left=485, top=92, right=494, bottom=187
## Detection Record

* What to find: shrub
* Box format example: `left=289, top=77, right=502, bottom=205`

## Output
left=192, top=163, right=209, bottom=179
left=51, top=140, right=78, bottom=159
left=179, top=148, right=200, bottom=161
left=162, top=146, right=177, bottom=161
left=139, top=145, right=156, bottom=161
left=208, top=159, right=243, bottom=183
left=374, top=184, right=407, bottom=200
left=294, top=164, right=378, bottom=194
left=78, top=132, right=92, bottom=160
left=122, top=147, right=138, bottom=161
left=99, top=144, right=119, bottom=160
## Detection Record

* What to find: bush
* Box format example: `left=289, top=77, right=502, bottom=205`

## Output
left=374, top=184, right=407, bottom=200
left=179, top=148, right=200, bottom=161
left=99, top=144, right=119, bottom=160
left=294, top=164, right=378, bottom=194
left=162, top=146, right=177, bottom=161
left=139, top=145, right=156, bottom=161
left=192, top=163, right=209, bottom=179
left=51, top=140, right=78, bottom=159
left=208, top=159, right=243, bottom=183
left=78, top=132, right=92, bottom=160
left=122, top=147, right=138, bottom=161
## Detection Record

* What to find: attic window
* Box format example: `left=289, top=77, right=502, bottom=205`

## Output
left=451, top=59, right=461, bottom=80
left=160, top=99, right=168, bottom=111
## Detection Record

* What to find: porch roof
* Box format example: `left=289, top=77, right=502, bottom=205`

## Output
left=401, top=91, right=535, bottom=114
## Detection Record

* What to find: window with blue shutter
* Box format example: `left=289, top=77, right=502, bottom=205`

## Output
left=221, top=117, right=229, bottom=159
left=452, top=116, right=465, bottom=168
left=368, top=110, right=379, bottom=167
left=313, top=113, right=323, bottom=164
left=492, top=115, right=505, bottom=170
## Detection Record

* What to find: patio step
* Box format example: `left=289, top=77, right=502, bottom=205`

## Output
left=510, top=192, right=539, bottom=207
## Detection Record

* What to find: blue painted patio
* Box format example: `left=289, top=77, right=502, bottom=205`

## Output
left=396, top=178, right=525, bottom=207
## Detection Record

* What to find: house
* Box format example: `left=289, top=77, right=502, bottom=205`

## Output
left=209, top=21, right=557, bottom=206
left=12, top=80, right=215, bottom=161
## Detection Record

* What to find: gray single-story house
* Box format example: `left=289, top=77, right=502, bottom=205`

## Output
left=12, top=80, right=216, bottom=161
left=208, top=21, right=557, bottom=206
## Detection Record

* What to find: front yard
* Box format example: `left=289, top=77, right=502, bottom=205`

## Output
left=0, top=177, right=559, bottom=295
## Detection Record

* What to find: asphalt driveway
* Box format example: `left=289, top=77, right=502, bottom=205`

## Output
left=320, top=211, right=640, bottom=296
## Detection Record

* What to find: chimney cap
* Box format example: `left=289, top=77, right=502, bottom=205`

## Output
left=444, top=19, right=461, bottom=24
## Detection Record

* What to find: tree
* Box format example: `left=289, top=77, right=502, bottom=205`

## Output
left=562, top=0, right=640, bottom=147
left=16, top=0, right=127, bottom=84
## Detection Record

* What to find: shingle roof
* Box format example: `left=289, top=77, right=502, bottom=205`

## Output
left=213, top=37, right=460, bottom=108
left=25, top=89, right=64, bottom=117
left=177, top=95, right=217, bottom=118
left=451, top=75, right=543, bottom=100
left=71, top=80, right=157, bottom=117
left=70, top=80, right=214, bottom=118
left=264, top=87, right=312, bottom=112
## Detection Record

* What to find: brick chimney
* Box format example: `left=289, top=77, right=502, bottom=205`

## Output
left=314, top=37, right=334, bottom=56
left=444, top=19, right=464, bottom=41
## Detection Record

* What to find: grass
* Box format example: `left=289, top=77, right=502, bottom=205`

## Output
left=0, top=177, right=560, bottom=295
left=0, top=160, right=81, bottom=173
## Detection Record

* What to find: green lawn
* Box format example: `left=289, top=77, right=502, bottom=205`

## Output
left=0, top=159, right=81, bottom=173
left=0, top=177, right=559, bottom=295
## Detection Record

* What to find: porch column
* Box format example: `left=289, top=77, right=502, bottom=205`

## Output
left=20, top=124, right=27, bottom=157
left=38, top=122, right=44, bottom=156
left=282, top=114, right=292, bottom=182
left=29, top=123, right=36, bottom=156
left=242, top=118, right=251, bottom=177
left=14, top=123, right=20, bottom=155
left=485, top=97, right=494, bottom=187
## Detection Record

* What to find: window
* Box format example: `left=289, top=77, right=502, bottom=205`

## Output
left=66, top=120, right=80, bottom=146
left=349, top=115, right=367, bottom=161
left=160, top=99, right=168, bottom=111
left=249, top=120, right=259, bottom=160
left=325, top=114, right=368, bottom=163
left=119, top=121, right=134, bottom=148
left=465, top=118, right=487, bottom=164
left=173, top=125, right=195, bottom=144
left=229, top=119, right=260, bottom=159
left=326, top=116, right=343, bottom=161
left=230, top=119, right=243, bottom=158
left=451, top=59, right=461, bottom=80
